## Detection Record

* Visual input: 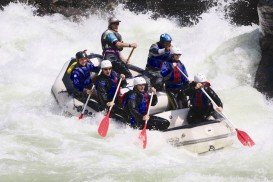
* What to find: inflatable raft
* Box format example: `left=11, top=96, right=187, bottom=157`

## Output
left=51, top=55, right=236, bottom=154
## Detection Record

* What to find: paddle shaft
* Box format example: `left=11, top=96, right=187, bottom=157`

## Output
left=145, top=92, right=154, bottom=120
left=106, top=78, right=123, bottom=114
left=143, top=92, right=154, bottom=128
left=105, top=77, right=123, bottom=115
left=126, top=47, right=135, bottom=64
left=79, top=69, right=102, bottom=119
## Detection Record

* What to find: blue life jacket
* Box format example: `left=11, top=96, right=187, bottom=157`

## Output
left=161, top=60, right=189, bottom=89
left=96, top=71, right=119, bottom=101
left=108, top=72, right=119, bottom=100
left=70, top=61, right=97, bottom=92
left=123, top=90, right=150, bottom=125
left=146, top=42, right=171, bottom=70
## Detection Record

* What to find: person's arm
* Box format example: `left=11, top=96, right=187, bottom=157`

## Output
left=183, top=81, right=197, bottom=96
left=151, top=94, right=158, bottom=106
left=160, top=62, right=171, bottom=77
left=149, top=44, right=164, bottom=56
left=118, top=73, right=127, bottom=88
left=150, top=87, right=158, bottom=106
left=115, top=42, right=137, bottom=49
left=87, top=61, right=100, bottom=73
left=205, top=86, right=223, bottom=108
left=107, top=32, right=137, bottom=49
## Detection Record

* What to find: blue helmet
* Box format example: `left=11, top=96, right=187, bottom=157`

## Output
left=160, top=33, right=172, bottom=43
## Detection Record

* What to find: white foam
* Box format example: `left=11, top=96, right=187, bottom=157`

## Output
left=0, top=2, right=272, bottom=181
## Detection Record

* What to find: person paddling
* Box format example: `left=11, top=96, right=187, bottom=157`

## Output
left=145, top=33, right=172, bottom=90
left=95, top=60, right=128, bottom=123
left=161, top=47, right=190, bottom=109
left=101, top=17, right=137, bottom=78
left=185, top=73, right=223, bottom=124
left=70, top=50, right=102, bottom=111
left=123, top=77, right=170, bottom=131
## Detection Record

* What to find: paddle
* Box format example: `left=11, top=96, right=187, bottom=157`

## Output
left=78, top=70, right=102, bottom=120
left=139, top=92, right=154, bottom=149
left=126, top=47, right=135, bottom=64
left=98, top=78, right=123, bottom=137
left=200, top=88, right=255, bottom=147
left=176, top=66, right=255, bottom=147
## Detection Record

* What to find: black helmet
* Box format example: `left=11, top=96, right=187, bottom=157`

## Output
left=76, top=51, right=87, bottom=60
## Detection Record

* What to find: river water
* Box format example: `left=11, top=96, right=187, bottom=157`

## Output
left=0, top=2, right=272, bottom=182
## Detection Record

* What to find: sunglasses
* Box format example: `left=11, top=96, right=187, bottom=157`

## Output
left=111, top=22, right=119, bottom=25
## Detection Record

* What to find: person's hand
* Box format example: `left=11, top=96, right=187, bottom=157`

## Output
left=165, top=44, right=172, bottom=51
left=216, top=107, right=223, bottom=112
left=195, top=83, right=203, bottom=89
left=106, top=101, right=115, bottom=107
left=120, top=74, right=126, bottom=80
left=130, top=43, right=137, bottom=48
left=84, top=89, right=92, bottom=95
left=150, top=87, right=156, bottom=94
left=143, top=114, right=150, bottom=121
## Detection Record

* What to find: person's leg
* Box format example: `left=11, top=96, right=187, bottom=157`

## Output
left=144, top=69, right=163, bottom=91
left=87, top=99, right=104, bottom=112
left=178, top=91, right=189, bottom=108
left=166, top=90, right=179, bottom=110
left=104, top=52, right=132, bottom=77
left=146, top=116, right=170, bottom=131
left=186, top=108, right=203, bottom=125
left=110, top=105, right=129, bottom=124
left=109, top=60, right=131, bottom=78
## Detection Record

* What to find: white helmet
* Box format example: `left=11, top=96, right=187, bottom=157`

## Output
left=171, top=47, right=182, bottom=55
left=108, top=17, right=121, bottom=25
left=134, top=77, right=147, bottom=86
left=194, top=73, right=207, bottom=83
left=101, top=60, right=112, bottom=69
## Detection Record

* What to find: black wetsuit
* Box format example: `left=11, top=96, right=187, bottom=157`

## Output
left=95, top=72, right=128, bottom=123
left=123, top=88, right=170, bottom=131
left=184, top=82, right=223, bottom=124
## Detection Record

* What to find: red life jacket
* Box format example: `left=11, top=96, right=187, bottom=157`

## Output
left=173, top=65, right=181, bottom=84
left=193, top=82, right=211, bottom=108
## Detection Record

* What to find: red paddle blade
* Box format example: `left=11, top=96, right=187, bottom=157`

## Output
left=98, top=113, right=110, bottom=137
left=139, top=124, right=147, bottom=149
left=236, top=129, right=255, bottom=147
left=78, top=113, right=84, bottom=120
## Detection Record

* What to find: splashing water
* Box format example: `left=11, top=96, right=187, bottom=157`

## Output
left=0, top=2, right=273, bottom=181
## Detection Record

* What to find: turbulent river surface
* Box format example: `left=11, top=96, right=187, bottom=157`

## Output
left=0, top=2, right=273, bottom=182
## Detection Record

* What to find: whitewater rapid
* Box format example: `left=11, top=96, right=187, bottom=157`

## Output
left=0, top=3, right=273, bottom=182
